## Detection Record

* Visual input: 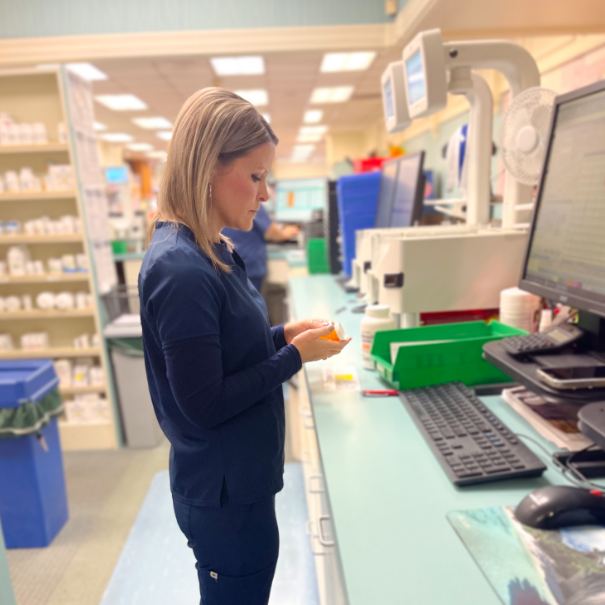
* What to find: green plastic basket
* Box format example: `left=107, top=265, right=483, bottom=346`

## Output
left=307, top=238, right=330, bottom=274
left=371, top=320, right=527, bottom=390
left=111, top=240, right=128, bottom=255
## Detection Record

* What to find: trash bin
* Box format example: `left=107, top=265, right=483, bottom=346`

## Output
left=0, top=360, right=68, bottom=548
left=104, top=314, right=163, bottom=448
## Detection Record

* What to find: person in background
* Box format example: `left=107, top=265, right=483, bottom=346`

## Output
left=222, top=197, right=299, bottom=293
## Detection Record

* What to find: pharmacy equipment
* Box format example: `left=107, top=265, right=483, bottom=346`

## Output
left=381, top=61, right=412, bottom=133
left=402, top=28, right=541, bottom=227
left=371, top=226, right=528, bottom=327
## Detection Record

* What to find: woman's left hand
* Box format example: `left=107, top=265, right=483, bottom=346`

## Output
left=284, top=318, right=331, bottom=345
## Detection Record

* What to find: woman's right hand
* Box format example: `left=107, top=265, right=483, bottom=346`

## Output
left=291, top=322, right=351, bottom=364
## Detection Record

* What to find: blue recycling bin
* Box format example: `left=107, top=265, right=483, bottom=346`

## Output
left=0, top=360, right=68, bottom=548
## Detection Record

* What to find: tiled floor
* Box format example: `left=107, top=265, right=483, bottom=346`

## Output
left=99, top=465, right=319, bottom=605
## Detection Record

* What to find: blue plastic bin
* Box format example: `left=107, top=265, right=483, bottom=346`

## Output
left=337, top=172, right=381, bottom=275
left=0, top=360, right=68, bottom=548
left=0, top=360, right=59, bottom=408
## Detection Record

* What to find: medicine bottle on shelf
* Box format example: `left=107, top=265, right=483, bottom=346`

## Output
left=361, top=305, right=395, bottom=370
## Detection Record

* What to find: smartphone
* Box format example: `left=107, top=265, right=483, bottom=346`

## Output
left=537, top=365, right=605, bottom=390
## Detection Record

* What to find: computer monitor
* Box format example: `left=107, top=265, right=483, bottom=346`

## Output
left=374, top=158, right=400, bottom=228
left=519, top=79, right=605, bottom=318
left=390, top=151, right=425, bottom=228
left=274, top=178, right=328, bottom=222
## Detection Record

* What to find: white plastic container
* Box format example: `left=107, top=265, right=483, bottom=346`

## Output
left=7, top=246, right=26, bottom=276
left=361, top=305, right=395, bottom=370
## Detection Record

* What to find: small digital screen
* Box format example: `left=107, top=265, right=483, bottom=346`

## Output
left=406, top=50, right=426, bottom=106
left=544, top=366, right=605, bottom=380
left=274, top=178, right=328, bottom=222
left=548, top=329, right=570, bottom=344
left=383, top=79, right=394, bottom=121
left=105, top=166, right=129, bottom=184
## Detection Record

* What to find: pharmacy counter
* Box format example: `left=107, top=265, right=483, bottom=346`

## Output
left=288, top=275, right=563, bottom=605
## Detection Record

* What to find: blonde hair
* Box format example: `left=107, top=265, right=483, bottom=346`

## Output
left=152, top=87, right=278, bottom=271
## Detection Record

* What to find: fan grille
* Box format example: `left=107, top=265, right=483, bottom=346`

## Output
left=502, top=87, right=557, bottom=186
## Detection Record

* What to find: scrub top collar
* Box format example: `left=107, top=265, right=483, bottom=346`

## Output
left=155, top=221, right=241, bottom=269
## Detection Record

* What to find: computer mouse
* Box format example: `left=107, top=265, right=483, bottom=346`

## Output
left=515, top=485, right=605, bottom=529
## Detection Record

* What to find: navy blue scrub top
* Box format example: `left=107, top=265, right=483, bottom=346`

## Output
left=139, top=222, right=301, bottom=507
left=222, top=204, right=272, bottom=280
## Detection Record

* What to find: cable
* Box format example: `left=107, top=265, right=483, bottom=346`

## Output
left=515, top=433, right=605, bottom=491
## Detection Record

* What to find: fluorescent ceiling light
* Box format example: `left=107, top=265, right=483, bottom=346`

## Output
left=235, top=89, right=268, bottom=106
left=262, top=113, right=271, bottom=123
left=299, top=125, right=328, bottom=135
left=99, top=132, right=134, bottom=143
left=320, top=52, right=377, bottom=73
left=147, top=151, right=168, bottom=161
left=132, top=117, right=173, bottom=130
left=126, top=143, right=154, bottom=151
left=310, top=86, right=354, bottom=104
left=93, top=121, right=107, bottom=131
left=211, top=56, right=265, bottom=76
left=296, top=134, right=323, bottom=143
left=291, top=144, right=315, bottom=158
left=66, top=63, right=108, bottom=81
left=156, top=131, right=173, bottom=141
left=95, top=94, right=148, bottom=111
left=303, top=110, right=323, bottom=124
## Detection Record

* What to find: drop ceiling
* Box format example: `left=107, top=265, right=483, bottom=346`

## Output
left=91, top=47, right=400, bottom=162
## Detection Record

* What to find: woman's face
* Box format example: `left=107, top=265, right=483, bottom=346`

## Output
left=211, top=142, right=275, bottom=234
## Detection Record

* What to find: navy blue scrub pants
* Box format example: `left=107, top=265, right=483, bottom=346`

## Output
left=173, top=495, right=279, bottom=605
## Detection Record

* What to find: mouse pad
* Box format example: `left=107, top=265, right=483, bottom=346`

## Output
left=447, top=507, right=605, bottom=605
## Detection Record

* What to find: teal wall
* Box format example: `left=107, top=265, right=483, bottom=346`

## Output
left=404, top=108, right=504, bottom=200
left=1, top=0, right=400, bottom=38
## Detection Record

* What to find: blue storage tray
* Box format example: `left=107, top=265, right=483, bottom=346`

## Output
left=0, top=360, right=59, bottom=408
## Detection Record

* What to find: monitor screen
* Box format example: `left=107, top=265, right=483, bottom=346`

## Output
left=375, top=158, right=399, bottom=228
left=274, top=178, right=328, bottom=222
left=521, top=83, right=605, bottom=316
left=390, top=152, right=425, bottom=228
left=405, top=50, right=426, bottom=106
left=105, top=166, right=129, bottom=184
left=383, top=78, right=395, bottom=121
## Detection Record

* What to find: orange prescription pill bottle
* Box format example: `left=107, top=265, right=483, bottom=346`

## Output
left=320, top=322, right=347, bottom=342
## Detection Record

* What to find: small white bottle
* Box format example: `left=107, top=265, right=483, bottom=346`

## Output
left=361, top=305, right=395, bottom=370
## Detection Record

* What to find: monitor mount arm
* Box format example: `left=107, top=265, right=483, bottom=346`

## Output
left=443, top=40, right=541, bottom=229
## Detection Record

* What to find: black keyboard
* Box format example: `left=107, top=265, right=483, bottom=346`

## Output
left=400, top=382, right=547, bottom=486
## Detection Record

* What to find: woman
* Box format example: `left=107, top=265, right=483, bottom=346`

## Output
left=138, top=87, right=350, bottom=605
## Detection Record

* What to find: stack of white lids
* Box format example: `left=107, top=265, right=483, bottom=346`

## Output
left=500, top=287, right=541, bottom=333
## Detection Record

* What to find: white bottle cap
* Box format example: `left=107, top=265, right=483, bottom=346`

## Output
left=366, top=304, right=391, bottom=319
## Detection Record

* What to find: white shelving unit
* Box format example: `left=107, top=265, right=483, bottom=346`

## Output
left=0, top=67, right=119, bottom=450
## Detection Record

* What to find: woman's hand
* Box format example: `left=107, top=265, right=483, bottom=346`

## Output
left=284, top=318, right=332, bottom=345
left=291, top=322, right=351, bottom=364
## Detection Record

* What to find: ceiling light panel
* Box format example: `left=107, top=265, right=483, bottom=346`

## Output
left=95, top=94, right=148, bottom=111
left=303, top=110, right=323, bottom=124
left=99, top=132, right=134, bottom=143
left=132, top=117, right=173, bottom=129
left=310, top=86, right=354, bottom=104
left=235, top=89, right=268, bottom=106
left=147, top=151, right=168, bottom=160
left=126, top=143, right=154, bottom=151
left=156, top=131, right=173, bottom=141
left=296, top=134, right=323, bottom=143
left=66, top=63, right=108, bottom=81
left=320, top=52, right=377, bottom=73
left=299, top=125, right=328, bottom=135
left=211, top=56, right=265, bottom=76
left=93, top=122, right=107, bottom=131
